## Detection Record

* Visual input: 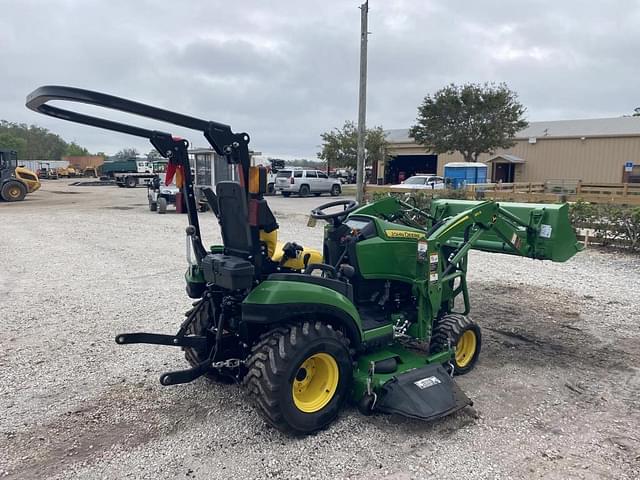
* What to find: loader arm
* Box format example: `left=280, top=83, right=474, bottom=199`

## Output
left=408, top=199, right=581, bottom=338
left=430, top=199, right=583, bottom=262
left=428, top=201, right=540, bottom=265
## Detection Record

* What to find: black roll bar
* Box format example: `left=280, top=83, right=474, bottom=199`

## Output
left=25, top=86, right=250, bottom=161
left=26, top=85, right=252, bottom=263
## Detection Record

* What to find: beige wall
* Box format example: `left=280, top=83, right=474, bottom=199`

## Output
left=388, top=135, right=640, bottom=183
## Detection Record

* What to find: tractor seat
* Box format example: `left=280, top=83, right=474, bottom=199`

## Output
left=260, top=229, right=322, bottom=270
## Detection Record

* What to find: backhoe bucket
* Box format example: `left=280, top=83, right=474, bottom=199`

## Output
left=430, top=199, right=583, bottom=262
left=375, top=364, right=472, bottom=421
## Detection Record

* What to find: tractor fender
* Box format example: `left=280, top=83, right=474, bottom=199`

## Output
left=242, top=280, right=363, bottom=348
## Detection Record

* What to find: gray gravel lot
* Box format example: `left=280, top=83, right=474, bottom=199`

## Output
left=1, top=180, right=639, bottom=479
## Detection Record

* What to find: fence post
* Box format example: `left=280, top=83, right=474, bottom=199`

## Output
left=512, top=183, right=516, bottom=193
left=576, top=180, right=582, bottom=195
left=527, top=182, right=532, bottom=193
left=623, top=183, right=629, bottom=197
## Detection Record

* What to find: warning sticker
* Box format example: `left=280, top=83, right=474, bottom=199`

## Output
left=417, top=239, right=427, bottom=262
left=429, top=272, right=438, bottom=282
left=430, top=253, right=438, bottom=264
left=414, top=376, right=442, bottom=389
left=539, top=224, right=553, bottom=238
left=511, top=233, right=522, bottom=249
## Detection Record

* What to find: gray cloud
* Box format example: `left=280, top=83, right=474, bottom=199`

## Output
left=1, top=0, right=639, bottom=158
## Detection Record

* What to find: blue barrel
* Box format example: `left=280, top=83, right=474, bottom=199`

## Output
left=444, top=162, right=488, bottom=188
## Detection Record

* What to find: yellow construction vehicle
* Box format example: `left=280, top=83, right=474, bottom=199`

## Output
left=1, top=150, right=41, bottom=201
left=57, top=165, right=81, bottom=177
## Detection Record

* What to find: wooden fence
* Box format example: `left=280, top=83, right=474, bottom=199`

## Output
left=364, top=182, right=640, bottom=205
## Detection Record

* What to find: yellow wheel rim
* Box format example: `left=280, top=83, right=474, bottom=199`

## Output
left=455, top=330, right=477, bottom=368
left=292, top=353, right=339, bottom=413
left=8, top=186, right=21, bottom=199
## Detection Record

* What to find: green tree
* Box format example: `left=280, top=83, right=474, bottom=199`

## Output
left=0, top=120, right=90, bottom=160
left=409, top=83, right=528, bottom=162
left=114, top=148, right=139, bottom=160
left=0, top=132, right=27, bottom=158
left=318, top=121, right=388, bottom=169
left=147, top=149, right=162, bottom=161
left=65, top=142, right=90, bottom=156
left=286, top=158, right=326, bottom=168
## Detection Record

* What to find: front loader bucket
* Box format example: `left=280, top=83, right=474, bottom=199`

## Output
left=375, top=364, right=472, bottom=421
left=430, top=199, right=583, bottom=262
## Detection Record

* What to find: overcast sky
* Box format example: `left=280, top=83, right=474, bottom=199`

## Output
left=1, top=0, right=639, bottom=158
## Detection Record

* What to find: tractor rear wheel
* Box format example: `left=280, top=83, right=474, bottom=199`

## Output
left=183, top=298, right=228, bottom=383
left=430, top=314, right=481, bottom=375
left=243, top=321, right=352, bottom=434
left=1, top=181, right=27, bottom=202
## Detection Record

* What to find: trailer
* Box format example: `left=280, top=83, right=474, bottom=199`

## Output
left=114, top=171, right=156, bottom=188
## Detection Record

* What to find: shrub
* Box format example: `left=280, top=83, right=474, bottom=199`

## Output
left=569, top=201, right=640, bottom=251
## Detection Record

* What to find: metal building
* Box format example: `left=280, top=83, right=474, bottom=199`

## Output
left=384, top=117, right=640, bottom=184
left=188, top=147, right=235, bottom=187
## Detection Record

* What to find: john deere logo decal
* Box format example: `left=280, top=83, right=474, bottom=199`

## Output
left=385, top=229, right=424, bottom=239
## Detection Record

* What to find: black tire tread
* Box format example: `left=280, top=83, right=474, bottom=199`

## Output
left=183, top=298, right=225, bottom=382
left=299, top=185, right=310, bottom=197
left=430, top=313, right=481, bottom=375
left=243, top=321, right=349, bottom=433
left=1, top=181, right=27, bottom=202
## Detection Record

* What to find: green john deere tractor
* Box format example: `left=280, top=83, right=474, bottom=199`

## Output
left=26, top=86, right=583, bottom=434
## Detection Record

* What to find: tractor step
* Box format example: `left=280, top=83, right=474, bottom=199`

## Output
left=374, top=363, right=471, bottom=421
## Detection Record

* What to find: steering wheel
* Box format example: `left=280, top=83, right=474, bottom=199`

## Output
left=310, top=199, right=359, bottom=225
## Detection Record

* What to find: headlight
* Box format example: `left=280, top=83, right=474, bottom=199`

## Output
left=160, top=189, right=172, bottom=195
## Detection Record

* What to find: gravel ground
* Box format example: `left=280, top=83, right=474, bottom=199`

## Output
left=1, top=180, right=639, bottom=479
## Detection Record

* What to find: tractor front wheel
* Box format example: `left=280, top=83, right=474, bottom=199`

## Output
left=1, top=181, right=27, bottom=202
left=244, top=321, right=352, bottom=434
left=430, top=314, right=481, bottom=375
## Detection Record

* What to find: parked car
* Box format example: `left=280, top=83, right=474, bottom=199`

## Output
left=392, top=174, right=445, bottom=190
left=275, top=169, right=342, bottom=197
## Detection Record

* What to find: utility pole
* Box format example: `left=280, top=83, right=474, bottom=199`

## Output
left=355, top=0, right=368, bottom=203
